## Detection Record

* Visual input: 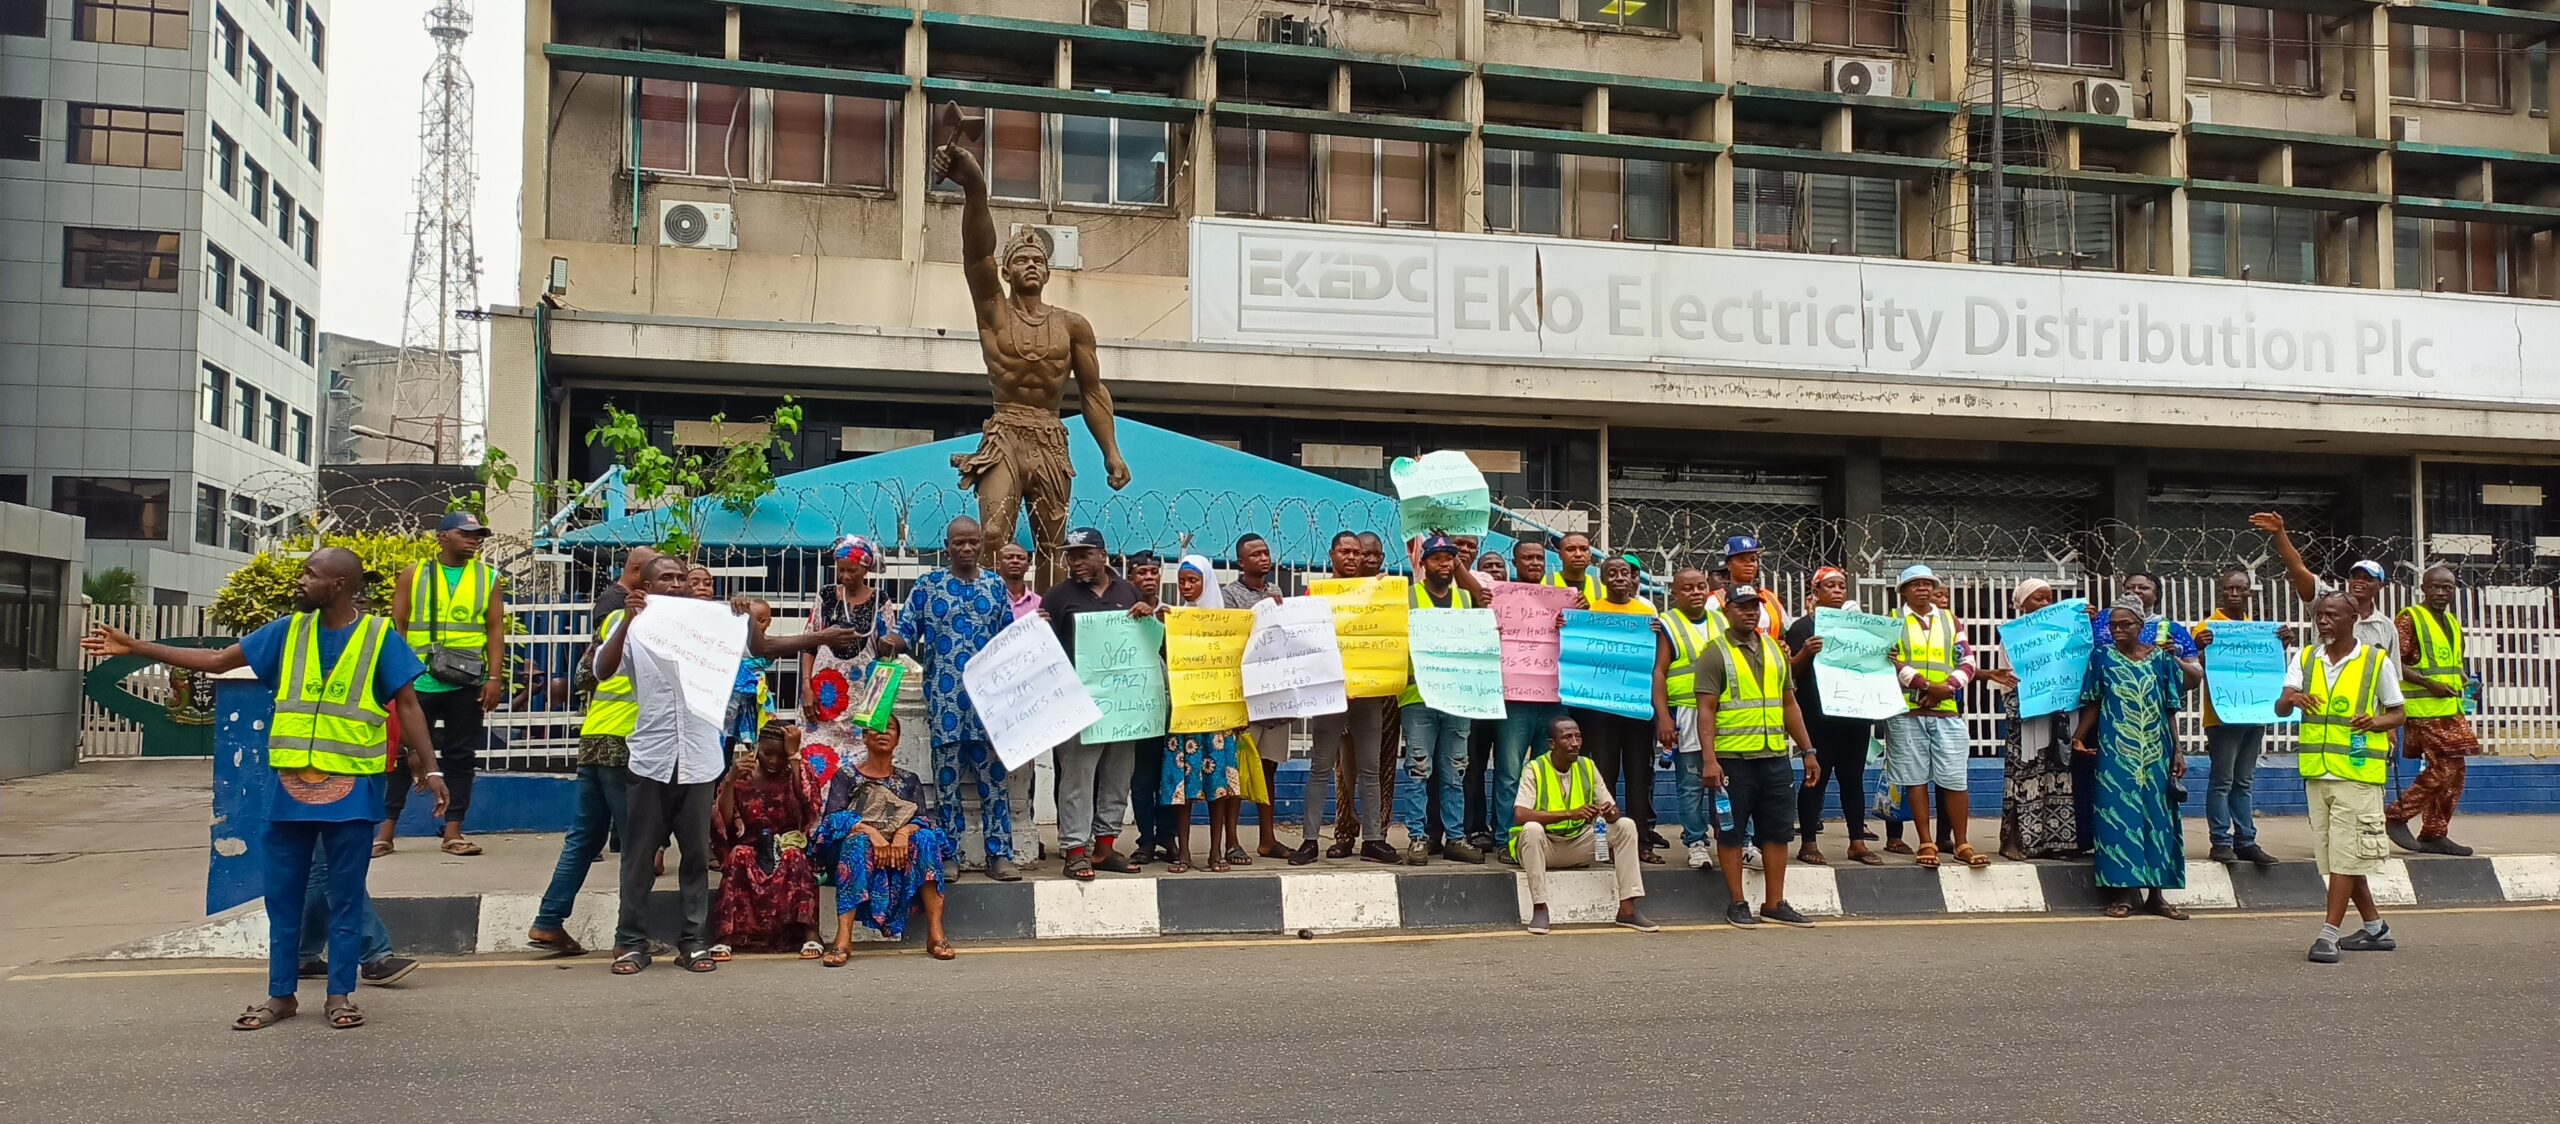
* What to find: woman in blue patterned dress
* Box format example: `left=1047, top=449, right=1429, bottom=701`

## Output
left=815, top=717, right=957, bottom=963
left=2072, top=597, right=2201, bottom=920
left=1159, top=556, right=1244, bottom=872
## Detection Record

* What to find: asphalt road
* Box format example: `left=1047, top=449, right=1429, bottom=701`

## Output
left=4, top=908, right=2553, bottom=1123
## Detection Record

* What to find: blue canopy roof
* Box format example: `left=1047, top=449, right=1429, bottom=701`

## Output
left=556, top=417, right=1514, bottom=567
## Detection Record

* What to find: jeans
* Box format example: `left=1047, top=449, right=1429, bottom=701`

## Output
left=1305, top=698, right=1389, bottom=842
left=1396, top=705, right=1470, bottom=844
left=263, top=818, right=373, bottom=998
left=616, top=774, right=716, bottom=953
left=1131, top=739, right=1170, bottom=850
left=385, top=687, right=482, bottom=825
left=1054, top=739, right=1136, bottom=852
left=535, top=764, right=631, bottom=931
left=299, top=845, right=392, bottom=965
left=1490, top=702, right=1560, bottom=838
left=2203, top=724, right=2267, bottom=848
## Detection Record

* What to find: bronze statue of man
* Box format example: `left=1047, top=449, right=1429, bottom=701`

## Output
left=932, top=137, right=1131, bottom=587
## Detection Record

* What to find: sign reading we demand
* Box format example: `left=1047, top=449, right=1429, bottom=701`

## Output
left=1189, top=218, right=2555, bottom=406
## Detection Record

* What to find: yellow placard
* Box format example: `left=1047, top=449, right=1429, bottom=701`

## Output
left=1166, top=608, right=1254, bottom=733
left=1306, top=576, right=1411, bottom=699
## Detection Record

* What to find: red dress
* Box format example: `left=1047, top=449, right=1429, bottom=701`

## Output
left=713, top=765, right=818, bottom=952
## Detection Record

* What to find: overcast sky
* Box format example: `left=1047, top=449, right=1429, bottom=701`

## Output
left=317, top=1, right=523, bottom=353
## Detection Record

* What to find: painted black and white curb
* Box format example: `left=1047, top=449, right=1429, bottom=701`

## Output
left=96, top=853, right=2560, bottom=960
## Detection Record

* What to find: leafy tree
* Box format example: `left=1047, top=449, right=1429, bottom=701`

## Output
left=211, top=532, right=440, bottom=632
left=582, top=398, right=803, bottom=557
left=83, top=566, right=139, bottom=606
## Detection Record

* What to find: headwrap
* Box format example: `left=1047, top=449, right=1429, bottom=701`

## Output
left=1177, top=554, right=1223, bottom=609
left=832, top=534, right=876, bottom=567
left=1812, top=566, right=1847, bottom=587
left=2012, top=577, right=2053, bottom=613
left=2108, top=594, right=2146, bottom=620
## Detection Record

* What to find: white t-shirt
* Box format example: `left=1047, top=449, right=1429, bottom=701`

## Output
left=626, top=639, right=732, bottom=785
left=2282, top=643, right=2406, bottom=707
left=1513, top=758, right=1603, bottom=811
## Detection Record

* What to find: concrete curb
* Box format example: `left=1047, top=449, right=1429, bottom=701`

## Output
left=92, top=852, right=2560, bottom=960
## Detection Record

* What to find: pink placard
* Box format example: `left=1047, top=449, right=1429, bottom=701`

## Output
left=1489, top=582, right=1579, bottom=703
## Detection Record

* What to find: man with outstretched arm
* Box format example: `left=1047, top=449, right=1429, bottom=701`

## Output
left=2278, top=592, right=2407, bottom=964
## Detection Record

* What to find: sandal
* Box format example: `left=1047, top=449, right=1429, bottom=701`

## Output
left=1165, top=859, right=1189, bottom=874
left=440, top=838, right=484, bottom=856
left=1796, top=846, right=1829, bottom=866
left=708, top=944, right=733, bottom=962
left=231, top=1001, right=295, bottom=1031
left=675, top=949, right=718, bottom=973
left=1848, top=847, right=1884, bottom=866
left=371, top=839, right=394, bottom=858
left=1914, top=844, right=1941, bottom=869
left=798, top=941, right=823, bottom=960
left=2104, top=901, right=2134, bottom=919
left=1256, top=843, right=1293, bottom=861
left=1227, top=845, right=1253, bottom=867
left=1999, top=845, right=2029, bottom=863
left=611, top=949, right=650, bottom=975
left=1209, top=858, right=1232, bottom=873
left=821, top=946, right=850, bottom=968
left=1884, top=840, right=1915, bottom=856
left=927, top=940, right=957, bottom=961
left=324, top=998, right=364, bottom=1029
left=1065, top=852, right=1095, bottom=882
left=2146, top=899, right=2191, bottom=922
left=526, top=929, right=587, bottom=956
left=1638, top=848, right=1666, bottom=865
left=1954, top=844, right=1990, bottom=869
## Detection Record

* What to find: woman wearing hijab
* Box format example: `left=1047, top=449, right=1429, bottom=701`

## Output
left=1989, top=578, right=2079, bottom=861
left=1158, top=555, right=1244, bottom=872
left=801, top=536, right=889, bottom=788
left=2073, top=596, right=2201, bottom=919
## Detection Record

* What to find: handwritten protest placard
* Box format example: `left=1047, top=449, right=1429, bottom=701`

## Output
left=1075, top=613, right=1168, bottom=744
left=1243, top=597, right=1348, bottom=722
left=628, top=595, right=750, bottom=734
left=1307, top=576, right=1411, bottom=699
left=1558, top=610, right=1658, bottom=721
left=2203, top=619, right=2287, bottom=725
left=1997, top=599, right=2095, bottom=718
left=1389, top=450, right=1491, bottom=538
left=964, top=614, right=1101, bottom=771
left=1490, top=582, right=1574, bottom=702
left=1812, top=608, right=1908, bottom=721
left=1408, top=608, right=1507, bottom=720
left=1166, top=608, right=1255, bottom=733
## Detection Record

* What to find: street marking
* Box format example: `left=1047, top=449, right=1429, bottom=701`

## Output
left=1937, top=862, right=2046, bottom=912
left=2367, top=859, right=2419, bottom=906
left=14, top=904, right=2553, bottom=982
left=1279, top=870, right=1400, bottom=933
left=2489, top=854, right=2560, bottom=901
left=1030, top=877, right=1160, bottom=939
left=2163, top=861, right=2238, bottom=910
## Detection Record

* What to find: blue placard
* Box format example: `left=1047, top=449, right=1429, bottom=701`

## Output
left=2203, top=620, right=2289, bottom=726
left=1558, top=610, right=1658, bottom=721
left=1999, top=599, right=2096, bottom=719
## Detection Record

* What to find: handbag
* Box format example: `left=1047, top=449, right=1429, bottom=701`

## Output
left=420, top=562, right=488, bottom=688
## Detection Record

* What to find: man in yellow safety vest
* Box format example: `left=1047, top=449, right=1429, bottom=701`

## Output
left=1689, top=585, right=1822, bottom=928
left=1884, top=564, right=1987, bottom=869
left=1542, top=531, right=1607, bottom=605
left=85, top=547, right=445, bottom=1030
left=2278, top=591, right=2408, bottom=965
left=1513, top=714, right=1657, bottom=936
left=378, top=512, right=508, bottom=858
left=2384, top=564, right=2482, bottom=855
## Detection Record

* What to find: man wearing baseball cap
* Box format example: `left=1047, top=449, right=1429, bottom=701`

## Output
left=377, top=511, right=506, bottom=858
left=1395, top=534, right=1485, bottom=864
left=1704, top=535, right=1787, bottom=641
left=1884, top=564, right=1988, bottom=869
left=2252, top=513, right=2398, bottom=661
left=1039, top=528, right=1155, bottom=880
left=1691, top=583, right=1822, bottom=926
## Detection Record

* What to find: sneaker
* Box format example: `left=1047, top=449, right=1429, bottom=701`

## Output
left=1742, top=845, right=1763, bottom=871
left=1526, top=905, right=1552, bottom=936
left=1288, top=841, right=1321, bottom=867
left=1685, top=841, right=1714, bottom=870
left=359, top=956, right=418, bottom=987
left=985, top=858, right=1022, bottom=883
left=1405, top=840, right=1432, bottom=865
left=1444, top=838, right=1486, bottom=864
left=296, top=959, right=327, bottom=979
left=2385, top=819, right=2421, bottom=853
left=1759, top=901, right=1816, bottom=928
left=1725, top=901, right=1759, bottom=928
left=2416, top=835, right=2475, bottom=857
left=2233, top=843, right=2279, bottom=867
left=1361, top=841, right=1404, bottom=865
left=1325, top=840, right=1356, bottom=860
left=1614, top=908, right=1660, bottom=933
left=2339, top=923, right=2397, bottom=952
left=2208, top=844, right=2238, bottom=863
left=2307, top=936, right=2341, bottom=964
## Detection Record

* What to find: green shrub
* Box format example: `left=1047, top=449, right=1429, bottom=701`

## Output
left=210, top=532, right=441, bottom=633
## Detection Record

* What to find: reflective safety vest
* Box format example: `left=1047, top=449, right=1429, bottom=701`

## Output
left=1658, top=610, right=1714, bottom=709
left=2296, top=644, right=2387, bottom=785
left=1544, top=570, right=1607, bottom=605
left=269, top=612, right=393, bottom=775
left=405, top=558, right=495, bottom=656
left=2400, top=606, right=2465, bottom=720
left=582, top=610, right=638, bottom=738
left=1711, top=631, right=1790, bottom=756
left=1896, top=609, right=1961, bottom=715
left=1400, top=581, right=1474, bottom=707
left=1507, top=752, right=1602, bottom=858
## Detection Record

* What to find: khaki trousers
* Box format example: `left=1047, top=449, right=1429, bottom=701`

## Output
left=1519, top=816, right=1645, bottom=906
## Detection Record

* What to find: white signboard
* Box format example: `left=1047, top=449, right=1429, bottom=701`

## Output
left=964, top=615, right=1103, bottom=772
left=627, top=595, right=750, bottom=735
left=1242, top=597, right=1349, bottom=722
left=1190, top=218, right=2558, bottom=406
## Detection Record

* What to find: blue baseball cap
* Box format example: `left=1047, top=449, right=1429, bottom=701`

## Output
left=2348, top=560, right=2386, bottom=582
left=1419, top=534, right=1459, bottom=559
left=1897, top=564, right=1937, bottom=588
left=1724, top=535, right=1763, bottom=559
left=436, top=512, right=492, bottom=537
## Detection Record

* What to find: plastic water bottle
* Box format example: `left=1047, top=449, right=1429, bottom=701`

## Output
left=2462, top=675, right=2482, bottom=715
left=1594, top=826, right=1611, bottom=862
left=1713, top=790, right=1734, bottom=834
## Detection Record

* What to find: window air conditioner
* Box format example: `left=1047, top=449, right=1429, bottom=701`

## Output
left=1257, top=14, right=1327, bottom=46
left=658, top=200, right=736, bottom=250
left=2391, top=115, right=2422, bottom=143
left=2077, top=78, right=2134, bottom=117
left=1824, top=58, right=1894, bottom=97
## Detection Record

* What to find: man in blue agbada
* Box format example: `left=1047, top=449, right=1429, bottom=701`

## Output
left=85, top=547, right=448, bottom=1032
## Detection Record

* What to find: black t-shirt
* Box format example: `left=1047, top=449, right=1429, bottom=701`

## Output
left=1783, top=613, right=1825, bottom=719
left=1039, top=576, right=1142, bottom=661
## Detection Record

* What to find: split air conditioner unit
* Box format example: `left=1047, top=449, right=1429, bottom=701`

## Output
left=1007, top=223, right=1083, bottom=270
left=1087, top=0, right=1148, bottom=30
left=2077, top=78, right=2135, bottom=118
left=2184, top=93, right=2212, bottom=124
left=658, top=200, right=736, bottom=250
left=1825, top=58, right=1894, bottom=97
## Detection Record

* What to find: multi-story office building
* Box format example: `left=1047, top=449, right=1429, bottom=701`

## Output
left=320, top=331, right=466, bottom=465
left=2, top=0, right=328, bottom=603
left=489, top=1, right=2560, bottom=572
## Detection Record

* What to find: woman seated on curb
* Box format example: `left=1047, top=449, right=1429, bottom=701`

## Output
left=708, top=726, right=822, bottom=960
left=813, top=718, right=957, bottom=963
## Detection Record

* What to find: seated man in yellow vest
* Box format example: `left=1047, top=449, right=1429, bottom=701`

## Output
left=2277, top=591, right=2408, bottom=965
left=84, top=547, right=446, bottom=1031
left=1690, top=585, right=1823, bottom=928
left=1514, top=715, right=1657, bottom=936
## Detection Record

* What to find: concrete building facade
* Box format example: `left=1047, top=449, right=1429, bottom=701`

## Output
left=319, top=331, right=466, bottom=465
left=0, top=501, right=84, bottom=779
left=2, top=0, right=329, bottom=604
left=486, top=0, right=2560, bottom=571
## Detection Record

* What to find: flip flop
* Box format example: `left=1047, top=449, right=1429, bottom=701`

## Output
left=2146, top=900, right=2191, bottom=922
left=440, top=838, right=484, bottom=856
left=231, top=1001, right=295, bottom=1031
left=2104, top=901, right=2134, bottom=919
left=1209, top=858, right=1232, bottom=873
left=371, top=840, right=393, bottom=858
left=1849, top=849, right=1884, bottom=866
left=1256, top=843, right=1293, bottom=861
left=1796, top=847, right=1830, bottom=866
left=526, top=929, right=588, bottom=956
left=927, top=940, right=957, bottom=961
left=1884, top=841, right=1915, bottom=856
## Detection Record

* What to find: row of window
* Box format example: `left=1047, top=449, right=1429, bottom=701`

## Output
left=199, top=363, right=314, bottom=464
left=191, top=482, right=285, bottom=552
left=213, top=2, right=324, bottom=164
left=207, top=127, right=320, bottom=264
left=201, top=239, right=317, bottom=364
